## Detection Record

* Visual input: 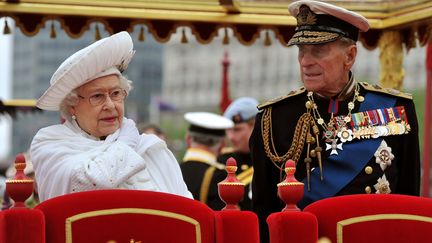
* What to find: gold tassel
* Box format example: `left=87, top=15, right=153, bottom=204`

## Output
left=181, top=28, right=188, bottom=44
left=223, top=27, right=229, bottom=45
left=264, top=30, right=272, bottom=46
left=138, top=26, right=145, bottom=42
left=312, top=125, right=323, bottom=181
left=3, top=18, right=11, bottom=35
left=95, top=24, right=101, bottom=40
left=50, top=21, right=56, bottom=39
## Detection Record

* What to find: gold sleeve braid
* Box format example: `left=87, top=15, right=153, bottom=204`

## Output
left=199, top=166, right=216, bottom=204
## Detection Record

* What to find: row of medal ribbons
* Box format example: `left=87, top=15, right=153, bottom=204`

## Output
left=336, top=106, right=410, bottom=140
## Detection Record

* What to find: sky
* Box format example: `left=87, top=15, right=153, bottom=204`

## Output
left=0, top=17, right=13, bottom=162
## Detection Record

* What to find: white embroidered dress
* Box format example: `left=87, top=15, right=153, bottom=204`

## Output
left=30, top=118, right=192, bottom=201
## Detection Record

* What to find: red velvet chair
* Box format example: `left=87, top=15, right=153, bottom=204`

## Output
left=0, top=190, right=259, bottom=243
left=267, top=194, right=432, bottom=243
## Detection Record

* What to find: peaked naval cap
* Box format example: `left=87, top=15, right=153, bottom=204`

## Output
left=287, top=0, right=369, bottom=46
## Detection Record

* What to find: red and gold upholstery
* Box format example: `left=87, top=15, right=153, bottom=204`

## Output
left=0, top=208, right=45, bottom=243
left=267, top=211, right=318, bottom=243
left=0, top=190, right=259, bottom=243
left=304, top=194, right=432, bottom=243
left=267, top=194, right=432, bottom=243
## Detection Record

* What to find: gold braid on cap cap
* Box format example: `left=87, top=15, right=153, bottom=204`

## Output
left=261, top=106, right=323, bottom=189
left=288, top=31, right=340, bottom=45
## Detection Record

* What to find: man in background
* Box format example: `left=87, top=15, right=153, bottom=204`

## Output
left=219, top=97, right=259, bottom=210
left=138, top=123, right=167, bottom=142
left=181, top=112, right=234, bottom=210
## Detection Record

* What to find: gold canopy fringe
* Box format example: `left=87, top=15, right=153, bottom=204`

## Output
left=378, top=31, right=404, bottom=90
left=181, top=28, right=188, bottom=44
left=264, top=30, right=272, bottom=46
left=50, top=21, right=56, bottom=39
left=138, top=26, right=145, bottom=42
left=223, top=27, right=229, bottom=45
left=3, top=18, right=11, bottom=35
left=95, top=24, right=101, bottom=40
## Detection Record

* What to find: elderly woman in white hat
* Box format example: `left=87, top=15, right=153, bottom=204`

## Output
left=30, top=31, right=192, bottom=202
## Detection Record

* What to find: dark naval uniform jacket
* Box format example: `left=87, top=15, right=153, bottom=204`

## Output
left=250, top=80, right=420, bottom=242
left=180, top=148, right=227, bottom=210
left=218, top=148, right=254, bottom=211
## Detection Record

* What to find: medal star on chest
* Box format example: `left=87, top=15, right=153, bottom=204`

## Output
left=307, top=83, right=364, bottom=156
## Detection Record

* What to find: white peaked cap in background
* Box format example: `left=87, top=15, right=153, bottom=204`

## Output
left=37, top=31, right=135, bottom=111
left=185, top=112, right=234, bottom=137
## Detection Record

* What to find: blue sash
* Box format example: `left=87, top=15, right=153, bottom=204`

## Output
left=298, top=92, right=396, bottom=208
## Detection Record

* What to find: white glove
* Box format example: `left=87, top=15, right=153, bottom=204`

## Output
left=117, top=118, right=140, bottom=149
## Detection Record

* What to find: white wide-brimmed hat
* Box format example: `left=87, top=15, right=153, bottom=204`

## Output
left=37, top=31, right=135, bottom=110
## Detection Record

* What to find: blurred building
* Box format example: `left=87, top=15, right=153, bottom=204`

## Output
left=162, top=29, right=301, bottom=111
left=162, top=28, right=426, bottom=112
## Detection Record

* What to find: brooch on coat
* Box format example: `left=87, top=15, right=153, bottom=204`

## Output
left=373, top=140, right=394, bottom=194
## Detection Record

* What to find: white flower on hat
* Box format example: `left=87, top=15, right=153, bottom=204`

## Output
left=37, top=31, right=135, bottom=111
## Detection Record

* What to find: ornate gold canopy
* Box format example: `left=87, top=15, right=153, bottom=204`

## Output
left=1, top=0, right=431, bottom=49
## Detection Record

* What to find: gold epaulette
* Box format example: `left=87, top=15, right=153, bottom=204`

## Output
left=237, top=167, right=254, bottom=185
left=359, top=82, right=412, bottom=100
left=220, top=147, right=234, bottom=155
left=257, top=86, right=306, bottom=110
left=214, top=162, right=226, bottom=170
left=184, top=160, right=225, bottom=170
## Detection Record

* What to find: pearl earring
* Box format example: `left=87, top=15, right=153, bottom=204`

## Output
left=72, top=115, right=76, bottom=120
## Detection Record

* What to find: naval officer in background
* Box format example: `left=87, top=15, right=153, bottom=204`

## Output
left=181, top=112, right=234, bottom=210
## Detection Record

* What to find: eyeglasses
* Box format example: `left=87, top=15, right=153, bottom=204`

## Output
left=78, top=88, right=127, bottom=106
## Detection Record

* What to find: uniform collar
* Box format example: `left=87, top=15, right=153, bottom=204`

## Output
left=183, top=148, right=225, bottom=169
left=315, top=71, right=356, bottom=101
